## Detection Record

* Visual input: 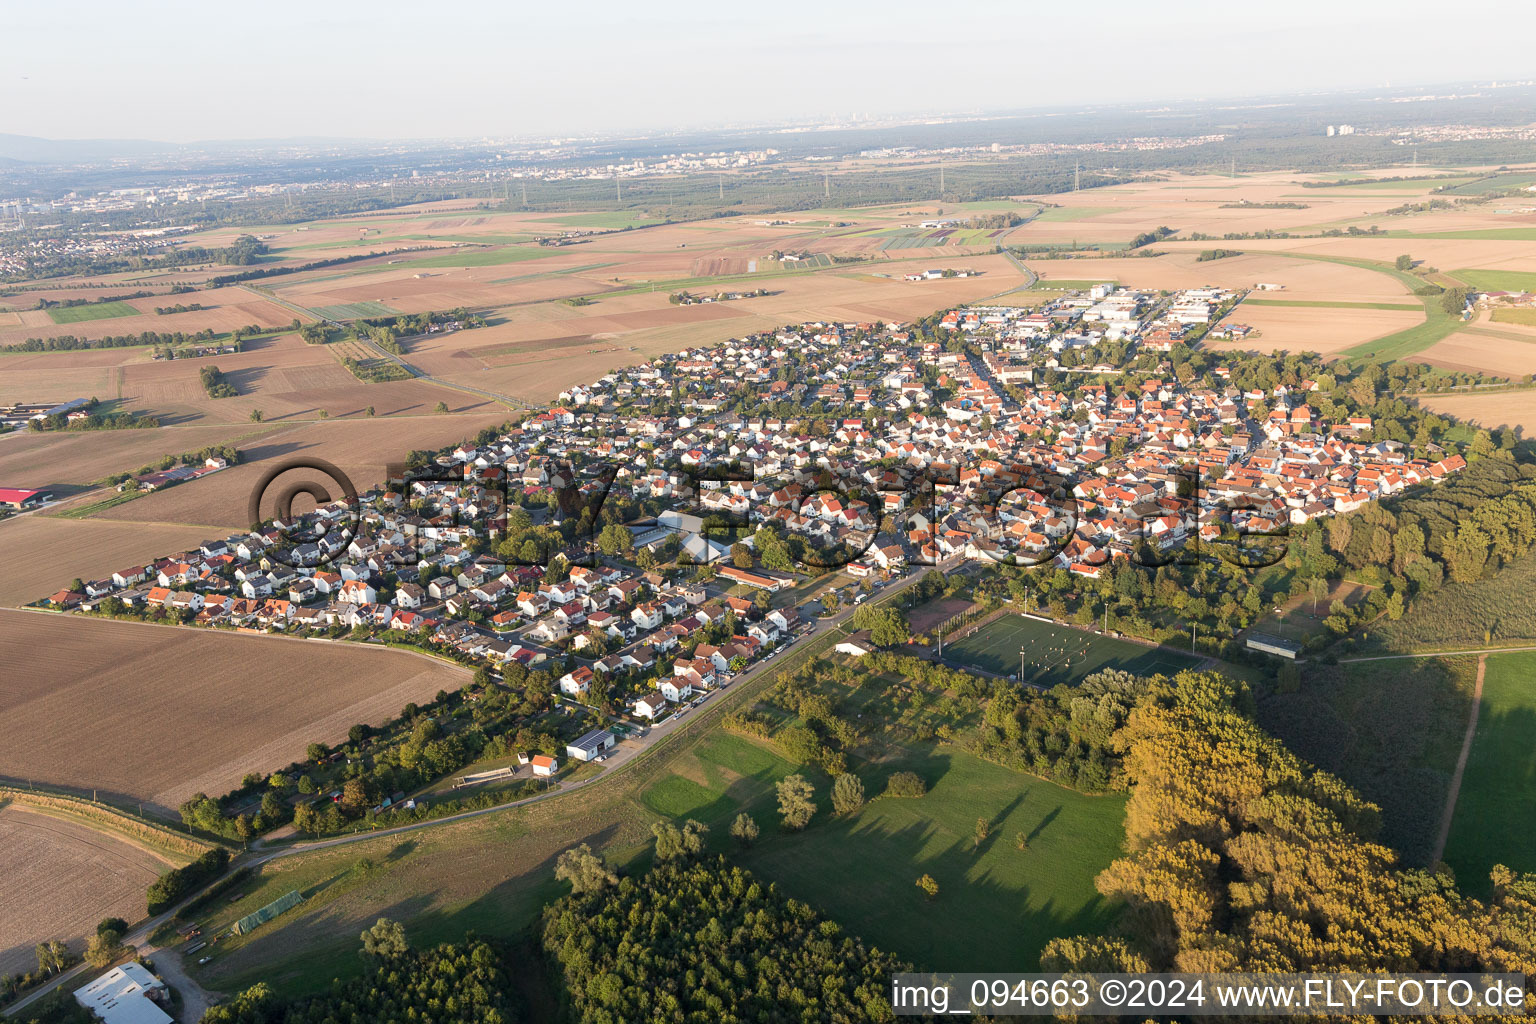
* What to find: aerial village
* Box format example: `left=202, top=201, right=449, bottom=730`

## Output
left=39, top=283, right=1469, bottom=734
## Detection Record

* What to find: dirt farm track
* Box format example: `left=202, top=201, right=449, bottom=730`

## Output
left=0, top=805, right=167, bottom=977
left=0, top=611, right=472, bottom=814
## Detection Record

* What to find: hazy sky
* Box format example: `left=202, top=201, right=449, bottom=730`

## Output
left=5, top=0, right=1532, bottom=142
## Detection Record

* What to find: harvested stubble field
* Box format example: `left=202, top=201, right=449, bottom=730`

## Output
left=0, top=422, right=282, bottom=490
left=0, top=804, right=168, bottom=976
left=0, top=287, right=298, bottom=346
left=1413, top=330, right=1536, bottom=377
left=1414, top=389, right=1536, bottom=434
left=0, top=611, right=472, bottom=813
left=1032, top=249, right=1411, bottom=301
left=0, top=516, right=221, bottom=606
left=89, top=411, right=512, bottom=529
left=1212, top=303, right=1424, bottom=356
left=0, top=361, right=120, bottom=406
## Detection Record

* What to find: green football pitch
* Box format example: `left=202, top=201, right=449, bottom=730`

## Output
left=945, top=614, right=1199, bottom=687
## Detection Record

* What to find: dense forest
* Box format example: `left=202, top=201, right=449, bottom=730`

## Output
left=1041, top=671, right=1536, bottom=976
left=541, top=857, right=906, bottom=1023
left=202, top=929, right=513, bottom=1024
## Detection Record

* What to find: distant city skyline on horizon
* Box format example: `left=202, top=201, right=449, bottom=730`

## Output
left=5, top=0, right=1535, bottom=144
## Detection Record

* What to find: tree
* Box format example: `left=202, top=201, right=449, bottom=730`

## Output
left=1308, top=576, right=1329, bottom=614
left=851, top=604, right=910, bottom=646
left=35, top=940, right=69, bottom=975
left=974, top=817, right=991, bottom=848
left=249, top=408, right=263, bottom=422
left=680, top=818, right=709, bottom=855
left=652, top=820, right=685, bottom=860
left=434, top=401, right=450, bottom=414
left=364, top=405, right=375, bottom=417
left=916, top=874, right=939, bottom=899
left=1015, top=831, right=1030, bottom=852
left=360, top=917, right=409, bottom=961
left=555, top=843, right=617, bottom=894
left=731, top=543, right=753, bottom=569
left=884, top=771, right=927, bottom=798
left=597, top=523, right=634, bottom=557
left=340, top=777, right=369, bottom=814
left=1395, top=254, right=1413, bottom=271
left=830, top=773, right=865, bottom=815
left=1440, top=286, right=1469, bottom=315
left=730, top=813, right=760, bottom=846
left=86, top=927, right=128, bottom=968
left=776, top=774, right=816, bottom=830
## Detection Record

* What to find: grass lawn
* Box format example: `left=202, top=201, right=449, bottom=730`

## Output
left=636, top=726, right=1124, bottom=972
left=1443, top=651, right=1536, bottom=894
left=741, top=751, right=1125, bottom=971
left=945, top=614, right=1199, bottom=685
left=1454, top=269, right=1536, bottom=294
left=45, top=301, right=141, bottom=324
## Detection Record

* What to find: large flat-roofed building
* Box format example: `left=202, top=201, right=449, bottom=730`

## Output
left=74, top=963, right=173, bottom=1024
left=1246, top=632, right=1302, bottom=660
left=0, top=487, right=52, bottom=510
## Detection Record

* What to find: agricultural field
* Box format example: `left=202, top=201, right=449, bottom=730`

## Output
left=45, top=300, right=141, bottom=324
left=83, top=411, right=512, bottom=529
left=1453, top=269, right=1536, bottom=293
left=0, top=421, right=281, bottom=491
left=0, top=805, right=170, bottom=976
left=1222, top=303, right=1424, bottom=357
left=0, top=286, right=299, bottom=346
left=1415, top=389, right=1536, bottom=434
left=0, top=516, right=220, bottom=605
left=0, top=611, right=472, bottom=813
left=944, top=614, right=1199, bottom=686
left=1414, top=330, right=1536, bottom=377
left=1443, top=651, right=1536, bottom=893
left=1257, top=656, right=1476, bottom=866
